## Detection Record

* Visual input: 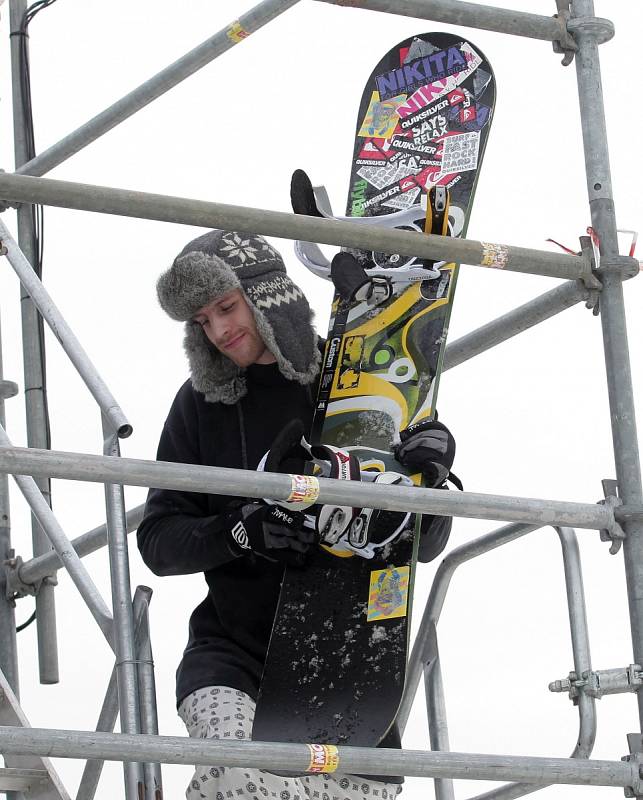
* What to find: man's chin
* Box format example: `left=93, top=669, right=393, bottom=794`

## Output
left=223, top=354, right=246, bottom=368
left=221, top=349, right=256, bottom=369
left=220, top=338, right=272, bottom=368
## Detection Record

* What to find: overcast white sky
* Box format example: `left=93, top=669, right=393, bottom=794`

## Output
left=0, top=1, right=642, bottom=799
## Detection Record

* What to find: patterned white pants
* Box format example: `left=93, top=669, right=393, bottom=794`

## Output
left=178, top=687, right=403, bottom=800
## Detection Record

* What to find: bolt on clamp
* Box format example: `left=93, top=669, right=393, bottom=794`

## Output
left=549, top=673, right=577, bottom=701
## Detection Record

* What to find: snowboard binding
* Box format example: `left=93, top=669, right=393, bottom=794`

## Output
left=330, top=251, right=393, bottom=306
left=258, top=419, right=413, bottom=559
left=290, top=168, right=463, bottom=294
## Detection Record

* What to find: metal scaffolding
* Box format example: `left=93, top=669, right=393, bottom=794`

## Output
left=0, top=1, right=641, bottom=799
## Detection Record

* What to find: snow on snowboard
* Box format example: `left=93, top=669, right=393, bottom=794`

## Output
left=254, top=31, right=495, bottom=752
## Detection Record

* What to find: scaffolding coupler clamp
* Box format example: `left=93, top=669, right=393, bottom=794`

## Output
left=567, top=15, right=615, bottom=47
left=551, top=665, right=643, bottom=703
left=598, top=479, right=626, bottom=554
left=0, top=170, right=16, bottom=214
left=623, top=734, right=643, bottom=799
left=3, top=550, right=55, bottom=601
left=597, top=255, right=641, bottom=282
left=578, top=235, right=603, bottom=314
left=0, top=379, right=18, bottom=401
left=552, top=3, right=577, bottom=67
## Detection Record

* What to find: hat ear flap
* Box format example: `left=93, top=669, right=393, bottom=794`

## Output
left=246, top=281, right=320, bottom=386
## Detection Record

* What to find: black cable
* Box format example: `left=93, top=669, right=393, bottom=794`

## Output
left=16, top=609, right=37, bottom=633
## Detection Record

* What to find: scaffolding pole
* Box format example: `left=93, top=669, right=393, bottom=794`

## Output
left=76, top=587, right=159, bottom=800
left=102, top=425, right=142, bottom=800
left=0, top=173, right=610, bottom=283
left=571, top=0, right=643, bottom=730
left=135, top=590, right=162, bottom=800
left=0, top=444, right=619, bottom=531
left=9, top=0, right=59, bottom=686
left=0, top=726, right=638, bottom=791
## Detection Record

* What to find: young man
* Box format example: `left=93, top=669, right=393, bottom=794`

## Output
left=138, top=229, right=455, bottom=799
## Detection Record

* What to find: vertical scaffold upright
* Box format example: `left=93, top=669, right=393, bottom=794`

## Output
left=0, top=1, right=641, bottom=800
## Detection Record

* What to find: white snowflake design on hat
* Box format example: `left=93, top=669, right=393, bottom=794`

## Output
left=220, top=232, right=258, bottom=266
left=219, top=232, right=280, bottom=267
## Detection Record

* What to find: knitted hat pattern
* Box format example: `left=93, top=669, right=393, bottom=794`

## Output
left=156, top=230, right=320, bottom=404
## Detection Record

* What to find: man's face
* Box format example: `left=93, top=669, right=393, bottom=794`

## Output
left=193, top=289, right=276, bottom=368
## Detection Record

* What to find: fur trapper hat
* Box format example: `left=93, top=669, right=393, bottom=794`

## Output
left=157, top=230, right=320, bottom=404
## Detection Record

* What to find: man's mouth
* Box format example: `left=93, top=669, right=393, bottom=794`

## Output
left=222, top=332, right=246, bottom=350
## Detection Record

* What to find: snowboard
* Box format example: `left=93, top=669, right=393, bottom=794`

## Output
left=254, top=32, right=495, bottom=752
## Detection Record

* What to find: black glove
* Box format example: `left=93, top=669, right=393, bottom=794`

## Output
left=224, top=502, right=315, bottom=566
left=394, top=420, right=456, bottom=487
left=263, top=419, right=310, bottom=474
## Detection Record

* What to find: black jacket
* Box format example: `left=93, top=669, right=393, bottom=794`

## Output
left=138, top=361, right=451, bottom=706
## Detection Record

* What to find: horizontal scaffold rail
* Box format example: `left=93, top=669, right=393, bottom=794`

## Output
left=0, top=727, right=637, bottom=790
left=317, top=0, right=615, bottom=47
left=316, top=0, right=587, bottom=45
left=0, top=173, right=590, bottom=282
left=0, top=445, right=617, bottom=531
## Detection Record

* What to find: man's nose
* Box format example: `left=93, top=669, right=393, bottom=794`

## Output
left=209, top=313, right=229, bottom=342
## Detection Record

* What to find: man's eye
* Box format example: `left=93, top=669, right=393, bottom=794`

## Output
left=221, top=303, right=235, bottom=313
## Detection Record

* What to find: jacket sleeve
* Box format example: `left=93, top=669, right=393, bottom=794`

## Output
left=137, top=389, right=240, bottom=577
left=417, top=486, right=452, bottom=563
